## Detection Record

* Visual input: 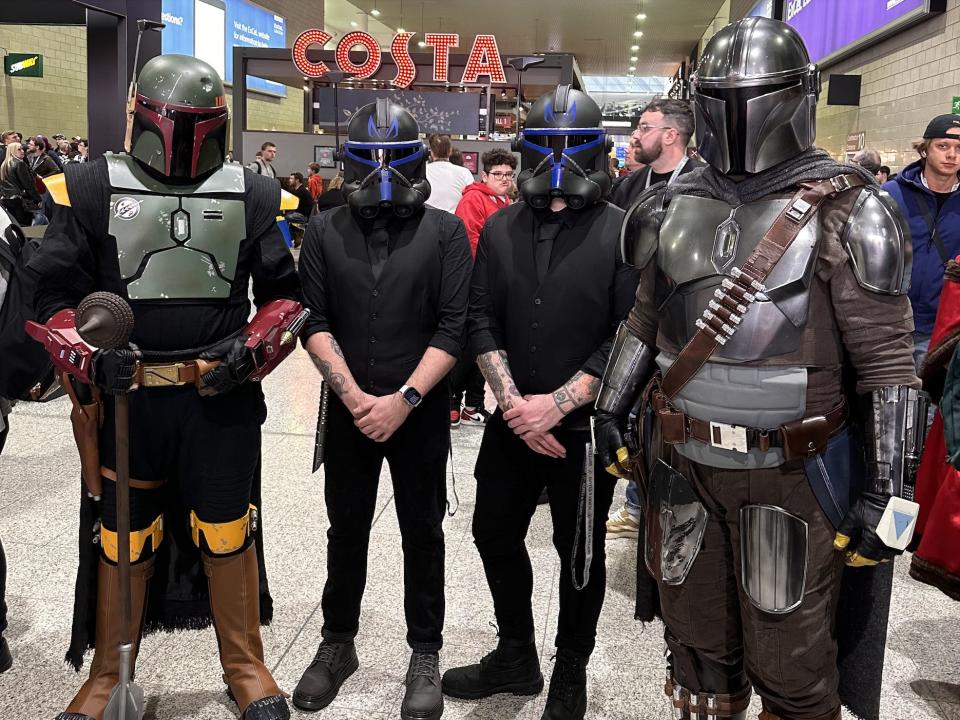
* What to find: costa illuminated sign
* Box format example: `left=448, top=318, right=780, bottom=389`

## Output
left=292, top=29, right=507, bottom=88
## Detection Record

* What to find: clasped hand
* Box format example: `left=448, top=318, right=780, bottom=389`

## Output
left=351, top=391, right=411, bottom=442
left=502, top=394, right=566, bottom=459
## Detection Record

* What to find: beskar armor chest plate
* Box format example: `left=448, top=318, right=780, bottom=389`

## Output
left=105, top=153, right=246, bottom=301
left=656, top=194, right=822, bottom=362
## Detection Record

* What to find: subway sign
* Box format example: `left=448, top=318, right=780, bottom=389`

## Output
left=292, top=30, right=506, bottom=88
left=4, top=53, right=43, bottom=78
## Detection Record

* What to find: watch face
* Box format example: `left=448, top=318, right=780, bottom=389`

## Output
left=403, top=387, right=422, bottom=406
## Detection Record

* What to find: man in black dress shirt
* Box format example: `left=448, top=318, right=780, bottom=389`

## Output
left=441, top=86, right=639, bottom=720
left=294, top=101, right=471, bottom=720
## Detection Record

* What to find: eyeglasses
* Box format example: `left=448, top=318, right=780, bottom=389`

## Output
left=637, top=123, right=673, bottom=135
left=488, top=171, right=514, bottom=180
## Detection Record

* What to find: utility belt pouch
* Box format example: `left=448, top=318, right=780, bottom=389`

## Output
left=651, top=377, right=688, bottom=445
left=781, top=414, right=831, bottom=461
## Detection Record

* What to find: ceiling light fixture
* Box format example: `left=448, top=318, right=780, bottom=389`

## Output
left=630, top=56, right=637, bottom=61
left=630, top=44, right=639, bottom=50
left=418, top=40, right=427, bottom=47
left=397, top=27, right=405, bottom=33
left=633, top=30, right=643, bottom=38
left=636, top=13, right=646, bottom=20
left=350, top=20, right=358, bottom=26
left=370, top=4, right=381, bottom=16
left=629, top=65, right=636, bottom=71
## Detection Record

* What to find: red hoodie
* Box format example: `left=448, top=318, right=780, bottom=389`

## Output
left=455, top=182, right=512, bottom=257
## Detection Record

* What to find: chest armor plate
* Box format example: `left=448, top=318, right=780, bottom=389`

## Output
left=105, top=154, right=246, bottom=301
left=656, top=194, right=821, bottom=361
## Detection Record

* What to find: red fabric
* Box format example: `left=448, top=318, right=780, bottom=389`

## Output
left=927, top=256, right=960, bottom=359
left=455, top=182, right=511, bottom=257
left=308, top=174, right=324, bottom=202
left=913, top=411, right=960, bottom=582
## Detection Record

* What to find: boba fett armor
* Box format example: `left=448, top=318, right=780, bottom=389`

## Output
left=593, top=18, right=924, bottom=720
left=29, top=54, right=301, bottom=720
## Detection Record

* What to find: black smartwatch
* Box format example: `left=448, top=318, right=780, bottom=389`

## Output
left=399, top=384, right=422, bottom=408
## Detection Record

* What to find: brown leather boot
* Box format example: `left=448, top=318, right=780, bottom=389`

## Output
left=60, top=556, right=154, bottom=720
left=203, top=544, right=286, bottom=718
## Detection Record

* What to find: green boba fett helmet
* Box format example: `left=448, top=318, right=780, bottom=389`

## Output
left=130, top=54, right=229, bottom=181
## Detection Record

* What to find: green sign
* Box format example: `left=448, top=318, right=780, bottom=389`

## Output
left=3, top=53, right=43, bottom=78
left=953, top=96, right=960, bottom=114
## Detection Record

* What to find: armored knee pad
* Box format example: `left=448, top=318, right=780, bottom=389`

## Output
left=191, top=504, right=258, bottom=555
left=739, top=504, right=808, bottom=614
left=100, top=515, right=164, bottom=564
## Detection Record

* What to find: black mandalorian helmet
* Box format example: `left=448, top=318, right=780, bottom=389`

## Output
left=691, top=17, right=820, bottom=175
left=341, top=100, right=430, bottom=219
left=515, top=85, right=611, bottom=210
left=130, top=54, right=229, bottom=182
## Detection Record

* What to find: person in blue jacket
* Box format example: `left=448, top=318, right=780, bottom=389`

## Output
left=884, top=114, right=960, bottom=368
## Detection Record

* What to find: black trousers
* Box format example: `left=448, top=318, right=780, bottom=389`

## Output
left=472, top=413, right=615, bottom=657
left=98, top=383, right=266, bottom=559
left=449, top=355, right=485, bottom=411
left=321, top=389, right=448, bottom=652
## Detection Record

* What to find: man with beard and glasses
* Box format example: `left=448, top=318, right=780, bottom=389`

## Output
left=609, top=99, right=703, bottom=212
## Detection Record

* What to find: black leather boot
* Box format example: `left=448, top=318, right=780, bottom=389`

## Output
left=401, top=652, right=443, bottom=720
left=0, top=637, right=10, bottom=673
left=293, top=640, right=359, bottom=711
left=541, top=649, right=587, bottom=720
left=441, top=640, right=543, bottom=700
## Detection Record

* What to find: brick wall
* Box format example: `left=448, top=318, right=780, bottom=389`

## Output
left=816, top=0, right=960, bottom=171
left=0, top=25, right=88, bottom=139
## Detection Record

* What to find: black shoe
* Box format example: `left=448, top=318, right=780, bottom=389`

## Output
left=537, top=487, right=549, bottom=505
left=541, top=649, right=587, bottom=720
left=243, top=695, right=290, bottom=720
left=401, top=652, right=443, bottom=720
left=441, top=641, right=543, bottom=700
left=54, top=715, right=93, bottom=720
left=0, top=637, right=10, bottom=673
left=293, top=640, right=359, bottom=712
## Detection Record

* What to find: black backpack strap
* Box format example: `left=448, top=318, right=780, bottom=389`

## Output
left=908, top=185, right=950, bottom=264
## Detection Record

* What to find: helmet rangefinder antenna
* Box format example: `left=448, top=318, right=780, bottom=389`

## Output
left=125, top=19, right=166, bottom=153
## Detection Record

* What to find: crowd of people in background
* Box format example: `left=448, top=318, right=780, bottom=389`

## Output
left=0, top=130, right=89, bottom=227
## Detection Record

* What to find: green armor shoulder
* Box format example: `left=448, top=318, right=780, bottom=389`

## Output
left=104, top=152, right=245, bottom=195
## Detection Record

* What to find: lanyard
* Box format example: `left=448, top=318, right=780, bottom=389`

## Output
left=644, top=156, right=688, bottom=190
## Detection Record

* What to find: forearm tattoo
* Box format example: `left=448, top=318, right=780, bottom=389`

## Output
left=552, top=371, right=601, bottom=416
left=330, top=336, right=345, bottom=359
left=478, top=350, right=522, bottom=410
left=308, top=349, right=347, bottom=397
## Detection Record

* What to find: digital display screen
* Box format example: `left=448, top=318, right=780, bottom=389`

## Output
left=194, top=0, right=226, bottom=80
left=785, top=0, right=927, bottom=65
left=161, top=0, right=286, bottom=96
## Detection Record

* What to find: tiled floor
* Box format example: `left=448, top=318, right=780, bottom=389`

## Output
left=0, top=348, right=957, bottom=719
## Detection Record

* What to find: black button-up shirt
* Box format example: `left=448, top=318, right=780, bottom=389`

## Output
left=300, top=205, right=472, bottom=394
left=469, top=201, right=640, bottom=422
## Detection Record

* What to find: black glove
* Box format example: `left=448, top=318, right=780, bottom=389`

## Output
left=198, top=335, right=253, bottom=396
left=92, top=345, right=139, bottom=395
left=595, top=410, right=632, bottom=479
left=833, top=491, right=897, bottom=566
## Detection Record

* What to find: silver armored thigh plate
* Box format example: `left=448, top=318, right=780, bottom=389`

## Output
left=645, top=460, right=709, bottom=585
left=740, top=505, right=808, bottom=614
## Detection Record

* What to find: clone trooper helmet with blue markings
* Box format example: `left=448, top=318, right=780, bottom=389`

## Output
left=341, top=99, right=431, bottom=219
left=515, top=85, right=611, bottom=210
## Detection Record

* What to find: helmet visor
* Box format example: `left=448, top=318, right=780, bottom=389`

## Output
left=134, top=96, right=228, bottom=179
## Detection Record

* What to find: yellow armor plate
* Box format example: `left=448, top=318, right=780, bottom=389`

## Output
left=100, top=515, right=164, bottom=563
left=191, top=504, right=258, bottom=554
left=45, top=173, right=71, bottom=206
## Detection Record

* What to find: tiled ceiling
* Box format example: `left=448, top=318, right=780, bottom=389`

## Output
left=323, top=0, right=726, bottom=77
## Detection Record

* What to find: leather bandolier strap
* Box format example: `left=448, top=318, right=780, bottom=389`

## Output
left=659, top=174, right=866, bottom=401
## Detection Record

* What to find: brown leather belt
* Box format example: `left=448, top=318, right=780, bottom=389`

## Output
left=652, top=391, right=847, bottom=461
left=135, top=359, right=219, bottom=389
